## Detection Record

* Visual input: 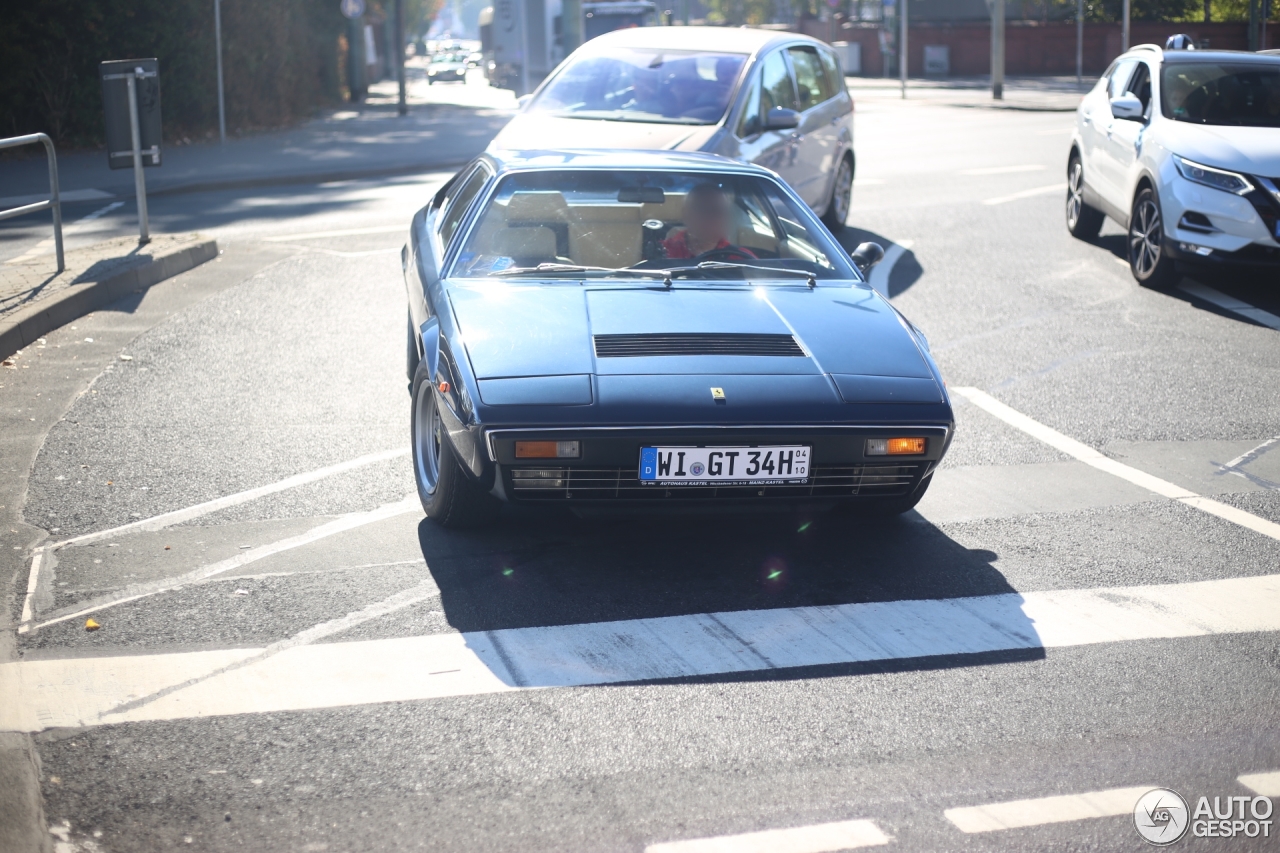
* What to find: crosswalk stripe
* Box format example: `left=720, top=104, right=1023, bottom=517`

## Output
left=1238, top=771, right=1280, bottom=797
left=952, top=387, right=1280, bottom=542
left=644, top=819, right=890, bottom=852
left=3, top=572, right=1278, bottom=732
left=944, top=786, right=1152, bottom=832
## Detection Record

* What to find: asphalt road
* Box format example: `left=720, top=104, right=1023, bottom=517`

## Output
left=3, top=80, right=1279, bottom=853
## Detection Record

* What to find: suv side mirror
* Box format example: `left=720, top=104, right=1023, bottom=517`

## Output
left=764, top=107, right=800, bottom=130
left=1109, top=93, right=1144, bottom=120
left=850, top=242, right=885, bottom=275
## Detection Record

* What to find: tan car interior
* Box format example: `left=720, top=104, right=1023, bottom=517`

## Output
left=465, top=190, right=786, bottom=269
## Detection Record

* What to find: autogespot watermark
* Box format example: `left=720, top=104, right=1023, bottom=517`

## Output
left=1133, top=787, right=1274, bottom=845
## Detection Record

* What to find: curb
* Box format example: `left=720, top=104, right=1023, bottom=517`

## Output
left=0, top=237, right=218, bottom=361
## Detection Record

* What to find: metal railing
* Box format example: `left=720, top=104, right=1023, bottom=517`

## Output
left=0, top=133, right=64, bottom=273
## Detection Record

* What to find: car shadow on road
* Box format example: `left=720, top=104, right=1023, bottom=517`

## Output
left=416, top=508, right=1045, bottom=686
left=831, top=225, right=923, bottom=297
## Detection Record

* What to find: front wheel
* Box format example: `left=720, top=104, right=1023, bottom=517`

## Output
left=411, top=362, right=496, bottom=527
left=1128, top=187, right=1177, bottom=289
left=822, top=154, right=854, bottom=230
left=1065, top=155, right=1104, bottom=239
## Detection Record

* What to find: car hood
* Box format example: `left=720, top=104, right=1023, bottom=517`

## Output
left=488, top=113, right=720, bottom=153
left=1159, top=123, right=1280, bottom=176
left=448, top=283, right=937, bottom=384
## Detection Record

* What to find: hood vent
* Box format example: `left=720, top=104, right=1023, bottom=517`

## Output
left=593, top=333, right=806, bottom=358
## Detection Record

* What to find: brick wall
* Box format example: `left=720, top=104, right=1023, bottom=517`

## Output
left=808, top=20, right=1264, bottom=77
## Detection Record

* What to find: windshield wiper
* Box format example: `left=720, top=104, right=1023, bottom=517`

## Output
left=666, top=261, right=819, bottom=287
left=489, top=263, right=670, bottom=278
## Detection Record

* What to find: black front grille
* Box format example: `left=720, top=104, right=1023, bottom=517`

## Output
left=509, top=464, right=921, bottom=501
left=593, top=333, right=805, bottom=358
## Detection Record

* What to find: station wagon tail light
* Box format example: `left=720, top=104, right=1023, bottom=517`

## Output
left=866, top=438, right=926, bottom=456
left=515, top=440, right=580, bottom=459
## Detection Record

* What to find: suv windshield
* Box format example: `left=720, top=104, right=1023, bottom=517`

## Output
left=451, top=170, right=855, bottom=281
left=1161, top=61, right=1280, bottom=127
left=528, top=48, right=747, bottom=124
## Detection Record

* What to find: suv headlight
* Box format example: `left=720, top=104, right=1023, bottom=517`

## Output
left=1174, top=156, right=1253, bottom=195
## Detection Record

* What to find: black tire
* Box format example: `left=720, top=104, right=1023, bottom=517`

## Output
left=1065, top=155, right=1104, bottom=239
left=822, top=153, right=854, bottom=231
left=406, top=311, right=420, bottom=383
left=411, top=361, right=497, bottom=528
left=1128, top=186, right=1177, bottom=289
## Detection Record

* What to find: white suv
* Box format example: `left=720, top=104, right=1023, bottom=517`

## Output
left=1066, top=46, right=1280, bottom=287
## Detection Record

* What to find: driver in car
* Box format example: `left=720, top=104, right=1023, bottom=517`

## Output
left=662, top=183, right=755, bottom=260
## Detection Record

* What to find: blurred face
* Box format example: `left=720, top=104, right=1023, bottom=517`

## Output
left=683, top=187, right=731, bottom=244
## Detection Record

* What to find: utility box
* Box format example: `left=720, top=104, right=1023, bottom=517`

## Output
left=832, top=41, right=862, bottom=75
left=100, top=58, right=161, bottom=170
left=923, top=45, right=949, bottom=76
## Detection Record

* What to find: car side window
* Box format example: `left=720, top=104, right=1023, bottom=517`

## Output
left=787, top=46, right=831, bottom=111
left=1108, top=59, right=1138, bottom=100
left=1128, top=62, right=1153, bottom=116
left=437, top=166, right=489, bottom=249
left=818, top=49, right=844, bottom=101
left=760, top=50, right=797, bottom=115
left=736, top=72, right=763, bottom=137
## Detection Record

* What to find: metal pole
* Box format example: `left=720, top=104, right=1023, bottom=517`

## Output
left=1076, top=0, right=1083, bottom=88
left=126, top=71, right=150, bottom=244
left=39, top=134, right=65, bottom=273
left=1248, top=0, right=1259, bottom=50
left=1122, top=0, right=1130, bottom=51
left=215, top=0, right=226, bottom=144
left=899, top=0, right=907, bottom=98
left=992, top=0, right=1004, bottom=100
left=395, top=0, right=407, bottom=115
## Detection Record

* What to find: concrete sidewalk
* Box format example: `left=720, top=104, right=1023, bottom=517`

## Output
left=0, top=233, right=216, bottom=360
left=0, top=75, right=515, bottom=208
left=848, top=74, right=1088, bottom=111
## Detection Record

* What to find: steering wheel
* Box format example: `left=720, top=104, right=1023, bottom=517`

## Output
left=692, top=246, right=754, bottom=264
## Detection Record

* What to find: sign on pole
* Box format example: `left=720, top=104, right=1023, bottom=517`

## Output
left=101, top=59, right=160, bottom=244
left=341, top=0, right=365, bottom=19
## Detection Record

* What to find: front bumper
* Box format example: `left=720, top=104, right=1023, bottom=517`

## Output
left=485, top=425, right=950, bottom=505
left=1161, top=164, right=1280, bottom=265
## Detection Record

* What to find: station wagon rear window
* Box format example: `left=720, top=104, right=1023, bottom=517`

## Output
left=450, top=170, right=854, bottom=281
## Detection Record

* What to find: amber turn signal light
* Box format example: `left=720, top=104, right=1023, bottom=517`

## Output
left=866, top=437, right=926, bottom=456
left=515, top=440, right=580, bottom=459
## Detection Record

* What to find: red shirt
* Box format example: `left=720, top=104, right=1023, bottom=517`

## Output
left=662, top=230, right=752, bottom=260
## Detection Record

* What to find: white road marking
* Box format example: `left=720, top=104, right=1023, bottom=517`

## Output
left=960, top=164, right=1046, bottom=176
left=18, top=447, right=409, bottom=632
left=28, top=496, right=419, bottom=631
left=952, top=387, right=1280, bottom=542
left=868, top=239, right=914, bottom=298
left=644, top=819, right=890, bottom=852
left=945, top=785, right=1152, bottom=832
left=1239, top=771, right=1280, bottom=797
left=982, top=183, right=1067, bottom=206
left=1177, top=281, right=1280, bottom=331
left=262, top=224, right=406, bottom=242
left=0, top=188, right=113, bottom=208
left=3, top=571, right=1279, bottom=731
left=1221, top=437, right=1280, bottom=472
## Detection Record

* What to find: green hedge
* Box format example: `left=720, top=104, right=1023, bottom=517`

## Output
left=0, top=0, right=347, bottom=147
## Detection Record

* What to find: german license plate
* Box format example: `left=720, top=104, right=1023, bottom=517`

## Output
left=638, top=446, right=810, bottom=485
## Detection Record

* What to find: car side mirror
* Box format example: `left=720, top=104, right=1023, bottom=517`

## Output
left=516, top=94, right=533, bottom=110
left=764, top=107, right=800, bottom=130
left=1109, top=93, right=1144, bottom=121
left=850, top=242, right=884, bottom=275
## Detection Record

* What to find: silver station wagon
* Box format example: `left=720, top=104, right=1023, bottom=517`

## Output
left=488, top=26, right=856, bottom=229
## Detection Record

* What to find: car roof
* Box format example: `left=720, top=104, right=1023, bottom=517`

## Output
left=580, top=25, right=814, bottom=55
left=482, top=148, right=775, bottom=176
left=1131, top=47, right=1280, bottom=66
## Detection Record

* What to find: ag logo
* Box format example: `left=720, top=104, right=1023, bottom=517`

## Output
left=1134, top=788, right=1190, bottom=846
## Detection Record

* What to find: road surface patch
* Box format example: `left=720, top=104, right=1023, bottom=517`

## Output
left=644, top=819, right=890, bottom=852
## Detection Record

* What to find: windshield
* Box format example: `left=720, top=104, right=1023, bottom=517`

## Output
left=528, top=48, right=747, bottom=125
left=1161, top=62, right=1280, bottom=127
left=451, top=170, right=855, bottom=281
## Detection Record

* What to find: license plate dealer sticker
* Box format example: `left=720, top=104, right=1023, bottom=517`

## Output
left=638, top=446, right=810, bottom=485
